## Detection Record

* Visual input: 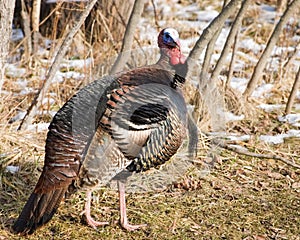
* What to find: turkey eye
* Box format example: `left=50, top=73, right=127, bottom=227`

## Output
left=163, top=33, right=172, bottom=43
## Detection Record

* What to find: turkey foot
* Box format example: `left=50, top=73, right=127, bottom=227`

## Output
left=118, top=181, right=147, bottom=231
left=83, top=190, right=109, bottom=229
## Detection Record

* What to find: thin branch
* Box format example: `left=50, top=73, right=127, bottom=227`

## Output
left=243, top=0, right=300, bottom=98
left=0, top=0, right=15, bottom=94
left=187, top=0, right=242, bottom=66
left=285, top=66, right=300, bottom=114
left=31, top=0, right=41, bottom=54
left=211, top=0, right=251, bottom=83
left=110, top=0, right=145, bottom=74
left=98, top=10, right=116, bottom=47
left=20, top=0, right=32, bottom=62
left=214, top=139, right=300, bottom=169
left=151, top=0, right=160, bottom=31
left=225, top=29, right=239, bottom=90
left=18, top=0, right=99, bottom=130
left=283, top=41, right=300, bottom=69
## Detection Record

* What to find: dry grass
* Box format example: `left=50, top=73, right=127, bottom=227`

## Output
left=1, top=0, right=300, bottom=239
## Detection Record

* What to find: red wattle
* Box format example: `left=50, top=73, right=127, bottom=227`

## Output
left=169, top=48, right=185, bottom=65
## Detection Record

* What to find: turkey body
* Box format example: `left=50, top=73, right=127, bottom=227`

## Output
left=13, top=28, right=189, bottom=234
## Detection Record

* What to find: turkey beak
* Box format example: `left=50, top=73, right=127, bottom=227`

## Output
left=175, top=40, right=181, bottom=50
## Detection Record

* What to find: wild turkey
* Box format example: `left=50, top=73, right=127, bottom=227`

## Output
left=13, top=28, right=190, bottom=234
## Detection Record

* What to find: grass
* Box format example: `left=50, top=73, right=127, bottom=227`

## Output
left=0, top=123, right=299, bottom=239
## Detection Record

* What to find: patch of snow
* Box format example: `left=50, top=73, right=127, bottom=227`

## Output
left=224, top=112, right=245, bottom=122
left=230, top=77, right=248, bottom=93
left=259, top=4, right=276, bottom=23
left=228, top=144, right=248, bottom=151
left=260, top=134, right=287, bottom=144
left=251, top=83, right=273, bottom=98
left=27, top=123, right=50, bottom=132
left=287, top=129, right=300, bottom=137
left=9, top=111, right=26, bottom=123
left=272, top=46, right=295, bottom=56
left=52, top=72, right=64, bottom=83
left=60, top=58, right=93, bottom=69
left=261, top=4, right=276, bottom=12
left=226, top=135, right=250, bottom=141
left=260, top=129, right=300, bottom=144
left=5, top=64, right=26, bottom=78
left=215, top=28, right=230, bottom=49
left=257, top=103, right=284, bottom=112
left=16, top=79, right=28, bottom=89
left=240, top=38, right=265, bottom=55
left=5, top=166, right=20, bottom=174
left=39, top=110, right=57, bottom=118
left=19, top=87, right=36, bottom=95
left=278, top=114, right=300, bottom=127
left=42, top=97, right=56, bottom=106
left=11, top=29, right=24, bottom=41
left=197, top=10, right=219, bottom=22
left=60, top=71, right=85, bottom=80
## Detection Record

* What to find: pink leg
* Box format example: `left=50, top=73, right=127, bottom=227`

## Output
left=83, top=190, right=109, bottom=229
left=118, top=181, right=147, bottom=231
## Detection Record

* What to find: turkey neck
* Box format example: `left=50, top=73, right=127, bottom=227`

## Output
left=156, top=49, right=187, bottom=89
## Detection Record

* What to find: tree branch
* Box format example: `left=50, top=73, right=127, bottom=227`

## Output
left=18, top=0, right=98, bottom=130
left=187, top=0, right=242, bottom=67
left=285, top=66, right=300, bottom=114
left=211, top=0, right=251, bottom=83
left=243, top=0, right=300, bottom=98
left=0, top=0, right=15, bottom=94
left=109, top=0, right=145, bottom=75
left=214, top=139, right=300, bottom=169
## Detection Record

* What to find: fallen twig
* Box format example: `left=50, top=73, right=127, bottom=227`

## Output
left=213, top=139, right=300, bottom=169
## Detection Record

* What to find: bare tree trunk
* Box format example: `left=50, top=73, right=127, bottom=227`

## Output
left=110, top=0, right=145, bottom=74
left=189, top=0, right=242, bottom=132
left=193, top=0, right=233, bottom=125
left=285, top=67, right=300, bottom=114
left=0, top=0, right=15, bottom=94
left=20, top=0, right=32, bottom=62
left=32, top=0, right=42, bottom=55
left=226, top=30, right=239, bottom=90
left=211, top=0, right=251, bottom=83
left=243, top=0, right=300, bottom=98
left=187, top=0, right=242, bottom=67
left=18, top=0, right=99, bottom=130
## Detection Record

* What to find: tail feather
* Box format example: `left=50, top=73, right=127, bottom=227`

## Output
left=13, top=188, right=67, bottom=235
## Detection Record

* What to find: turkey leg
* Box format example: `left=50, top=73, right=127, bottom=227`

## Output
left=118, top=180, right=147, bottom=231
left=84, top=190, right=109, bottom=229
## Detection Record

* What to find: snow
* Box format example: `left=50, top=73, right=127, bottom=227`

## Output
left=230, top=77, right=248, bottom=93
left=197, top=10, right=219, bottom=22
left=278, top=114, right=300, bottom=127
left=5, top=64, right=26, bottom=78
left=240, top=38, right=264, bottom=55
left=260, top=129, right=300, bottom=145
left=260, top=134, right=287, bottom=144
left=5, top=166, right=20, bottom=174
left=257, top=103, right=283, bottom=112
left=9, top=111, right=26, bottom=123
left=27, top=123, right=50, bottom=132
left=42, top=97, right=56, bottom=106
left=251, top=83, right=273, bottom=98
left=226, top=135, right=251, bottom=141
left=224, top=112, right=245, bottom=122
left=11, top=29, right=24, bottom=42
left=60, top=58, right=93, bottom=69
